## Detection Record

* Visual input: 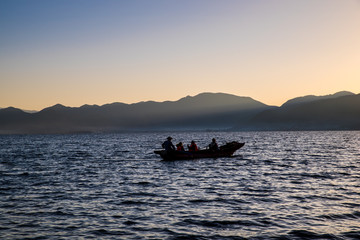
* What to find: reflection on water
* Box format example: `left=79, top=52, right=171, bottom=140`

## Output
left=0, top=131, right=360, bottom=239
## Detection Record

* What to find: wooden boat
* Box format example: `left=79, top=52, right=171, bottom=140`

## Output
left=154, top=141, right=245, bottom=161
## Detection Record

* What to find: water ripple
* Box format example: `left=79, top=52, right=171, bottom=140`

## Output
left=0, top=131, right=360, bottom=239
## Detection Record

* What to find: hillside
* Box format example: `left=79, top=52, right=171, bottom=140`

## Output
left=241, top=94, right=360, bottom=130
left=0, top=93, right=269, bottom=134
left=281, top=91, right=354, bottom=107
left=2, top=91, right=360, bottom=134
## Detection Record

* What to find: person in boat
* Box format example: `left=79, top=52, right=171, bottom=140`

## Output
left=176, top=142, right=185, bottom=151
left=188, top=140, right=198, bottom=152
left=209, top=138, right=219, bottom=151
left=162, top=136, right=175, bottom=151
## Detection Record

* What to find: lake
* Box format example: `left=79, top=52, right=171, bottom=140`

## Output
left=1, top=131, right=360, bottom=239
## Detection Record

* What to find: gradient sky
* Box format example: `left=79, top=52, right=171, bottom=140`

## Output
left=1, top=0, right=360, bottom=110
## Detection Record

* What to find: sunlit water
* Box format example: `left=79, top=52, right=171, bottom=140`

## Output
left=1, top=131, right=360, bottom=239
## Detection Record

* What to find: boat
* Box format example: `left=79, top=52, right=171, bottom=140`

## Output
left=154, top=141, right=245, bottom=161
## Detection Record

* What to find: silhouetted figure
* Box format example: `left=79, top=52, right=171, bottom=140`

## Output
left=188, top=140, right=198, bottom=152
left=176, top=142, right=185, bottom=151
left=209, top=138, right=219, bottom=151
left=162, top=136, right=175, bottom=151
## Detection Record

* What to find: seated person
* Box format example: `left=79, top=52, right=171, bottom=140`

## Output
left=162, top=136, right=175, bottom=151
left=209, top=138, right=219, bottom=151
left=188, top=140, right=198, bottom=151
left=176, top=142, right=185, bottom=151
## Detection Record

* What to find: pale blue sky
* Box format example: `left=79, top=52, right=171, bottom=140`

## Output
left=1, top=0, right=360, bottom=110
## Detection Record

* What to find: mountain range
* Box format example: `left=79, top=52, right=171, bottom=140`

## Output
left=239, top=91, right=360, bottom=131
left=1, top=91, right=359, bottom=134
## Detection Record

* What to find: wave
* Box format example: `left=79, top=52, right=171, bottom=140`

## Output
left=89, top=229, right=128, bottom=236
left=288, top=230, right=339, bottom=240
left=180, top=219, right=265, bottom=228
left=317, top=211, right=360, bottom=221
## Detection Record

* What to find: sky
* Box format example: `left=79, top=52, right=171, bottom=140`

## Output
left=1, top=0, right=360, bottom=110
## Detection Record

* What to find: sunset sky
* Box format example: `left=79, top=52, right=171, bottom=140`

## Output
left=1, top=0, right=360, bottom=110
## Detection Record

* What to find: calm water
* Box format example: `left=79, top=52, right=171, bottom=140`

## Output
left=1, top=131, right=360, bottom=239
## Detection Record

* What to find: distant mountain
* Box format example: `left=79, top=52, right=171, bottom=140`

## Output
left=2, top=91, right=360, bottom=134
left=240, top=93, right=360, bottom=131
left=0, top=107, right=37, bottom=113
left=281, top=91, right=354, bottom=107
left=0, top=92, right=270, bottom=134
left=23, top=109, right=38, bottom=113
left=0, top=107, right=31, bottom=134
left=0, top=107, right=30, bottom=121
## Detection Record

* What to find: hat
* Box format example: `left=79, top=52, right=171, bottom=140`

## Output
left=167, top=136, right=172, bottom=140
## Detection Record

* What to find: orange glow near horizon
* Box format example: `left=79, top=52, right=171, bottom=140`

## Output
left=1, top=0, right=360, bottom=111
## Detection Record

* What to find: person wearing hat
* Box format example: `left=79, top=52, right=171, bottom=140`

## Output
left=162, top=136, right=175, bottom=151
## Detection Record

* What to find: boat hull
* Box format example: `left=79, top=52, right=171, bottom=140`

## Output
left=154, top=141, right=245, bottom=161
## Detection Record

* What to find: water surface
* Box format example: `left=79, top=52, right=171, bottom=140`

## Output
left=1, top=131, right=360, bottom=239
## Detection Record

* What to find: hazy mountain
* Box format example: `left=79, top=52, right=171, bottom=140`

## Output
left=241, top=93, right=360, bottom=130
left=2, top=91, right=359, bottom=134
left=0, top=107, right=37, bottom=113
left=23, top=109, right=38, bottom=113
left=0, top=93, right=270, bottom=134
left=281, top=91, right=354, bottom=107
left=0, top=107, right=31, bottom=134
left=0, top=107, right=30, bottom=122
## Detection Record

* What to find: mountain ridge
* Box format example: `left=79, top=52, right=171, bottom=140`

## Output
left=281, top=91, right=354, bottom=107
left=238, top=93, right=360, bottom=131
left=1, top=91, right=359, bottom=134
left=0, top=92, right=269, bottom=134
